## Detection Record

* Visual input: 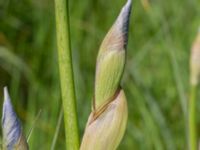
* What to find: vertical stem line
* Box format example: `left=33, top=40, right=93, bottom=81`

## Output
left=189, top=85, right=197, bottom=150
left=54, top=0, right=80, bottom=149
left=51, top=109, right=64, bottom=150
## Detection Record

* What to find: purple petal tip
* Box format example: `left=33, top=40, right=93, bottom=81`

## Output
left=116, top=0, right=132, bottom=48
left=4, top=87, right=10, bottom=102
left=2, top=87, right=22, bottom=149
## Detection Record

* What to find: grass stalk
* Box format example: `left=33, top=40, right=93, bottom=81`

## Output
left=51, top=109, right=63, bottom=150
left=189, top=85, right=197, bottom=150
left=54, top=0, right=80, bottom=149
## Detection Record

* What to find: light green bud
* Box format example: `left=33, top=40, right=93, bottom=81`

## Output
left=94, top=0, right=132, bottom=110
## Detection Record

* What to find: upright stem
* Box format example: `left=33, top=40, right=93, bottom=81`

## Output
left=189, top=85, right=197, bottom=150
left=54, top=0, right=80, bottom=149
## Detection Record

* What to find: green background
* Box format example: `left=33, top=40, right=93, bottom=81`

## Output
left=0, top=0, right=200, bottom=149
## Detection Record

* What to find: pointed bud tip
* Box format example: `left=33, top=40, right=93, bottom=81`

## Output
left=126, top=0, right=132, bottom=7
left=3, top=86, right=9, bottom=101
left=117, top=0, right=132, bottom=48
left=2, top=87, right=29, bottom=149
left=122, top=0, right=132, bottom=14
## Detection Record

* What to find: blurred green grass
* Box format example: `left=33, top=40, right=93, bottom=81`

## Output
left=0, top=0, right=200, bottom=149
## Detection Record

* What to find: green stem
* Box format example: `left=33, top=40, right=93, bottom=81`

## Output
left=54, top=0, right=80, bottom=149
left=189, top=85, right=197, bottom=150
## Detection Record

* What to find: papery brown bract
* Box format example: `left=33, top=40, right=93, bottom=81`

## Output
left=80, top=90, right=128, bottom=150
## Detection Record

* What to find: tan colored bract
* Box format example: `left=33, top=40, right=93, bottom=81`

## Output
left=80, top=90, right=128, bottom=150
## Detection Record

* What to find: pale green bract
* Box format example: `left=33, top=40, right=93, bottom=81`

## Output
left=95, top=50, right=125, bottom=109
left=94, top=0, right=132, bottom=110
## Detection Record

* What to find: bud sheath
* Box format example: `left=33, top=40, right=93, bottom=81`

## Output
left=80, top=89, right=128, bottom=150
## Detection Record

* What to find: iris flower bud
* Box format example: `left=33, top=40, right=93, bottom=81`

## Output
left=95, top=0, right=132, bottom=111
left=2, top=87, right=29, bottom=150
left=81, top=0, right=132, bottom=149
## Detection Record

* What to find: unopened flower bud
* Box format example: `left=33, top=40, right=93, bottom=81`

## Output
left=95, top=0, right=132, bottom=110
left=2, top=87, right=29, bottom=150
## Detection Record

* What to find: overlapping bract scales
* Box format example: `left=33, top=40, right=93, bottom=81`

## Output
left=80, top=0, right=132, bottom=149
left=80, top=90, right=128, bottom=150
